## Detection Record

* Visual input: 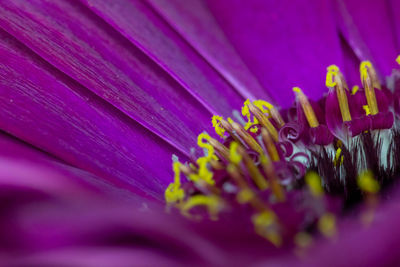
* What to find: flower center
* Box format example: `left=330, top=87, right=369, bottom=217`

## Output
left=165, top=57, right=400, bottom=249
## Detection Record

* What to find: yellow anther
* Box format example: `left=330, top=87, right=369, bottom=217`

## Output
left=352, top=85, right=359, bottom=95
left=181, top=195, right=220, bottom=220
left=248, top=103, right=279, bottom=142
left=360, top=61, right=381, bottom=90
left=318, top=213, right=337, bottom=238
left=333, top=148, right=344, bottom=166
left=229, top=141, right=242, bottom=164
left=293, top=87, right=319, bottom=128
left=294, top=232, right=313, bottom=248
left=363, top=105, right=371, bottom=116
left=252, top=211, right=282, bottom=247
left=172, top=161, right=182, bottom=185
left=165, top=161, right=185, bottom=203
left=305, top=171, right=324, bottom=197
left=252, top=100, right=274, bottom=117
left=249, top=125, right=259, bottom=133
left=165, top=183, right=184, bottom=203
left=197, top=133, right=216, bottom=160
left=253, top=100, right=285, bottom=127
left=237, top=188, right=254, bottom=203
left=358, top=170, right=380, bottom=194
left=194, top=157, right=215, bottom=185
left=211, top=115, right=226, bottom=138
left=360, top=61, right=380, bottom=116
left=326, top=67, right=352, bottom=122
left=327, top=64, right=339, bottom=73
left=326, top=65, right=339, bottom=87
left=397, top=55, right=400, bottom=65
left=242, top=99, right=258, bottom=130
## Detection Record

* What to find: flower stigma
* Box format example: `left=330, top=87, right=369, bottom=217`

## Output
left=165, top=57, right=400, bottom=252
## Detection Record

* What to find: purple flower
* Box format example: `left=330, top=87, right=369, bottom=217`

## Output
left=0, top=0, right=400, bottom=265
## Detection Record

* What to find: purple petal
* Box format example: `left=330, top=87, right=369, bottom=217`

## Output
left=0, top=0, right=214, bottom=152
left=79, top=0, right=245, bottom=117
left=305, top=186, right=400, bottom=266
left=146, top=0, right=273, bottom=103
left=335, top=0, right=399, bottom=79
left=0, top=30, right=185, bottom=200
left=340, top=36, right=362, bottom=87
left=206, top=0, right=344, bottom=106
left=388, top=0, right=400, bottom=49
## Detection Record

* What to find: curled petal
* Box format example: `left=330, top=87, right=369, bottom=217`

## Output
left=278, top=122, right=303, bottom=143
left=277, top=141, right=294, bottom=158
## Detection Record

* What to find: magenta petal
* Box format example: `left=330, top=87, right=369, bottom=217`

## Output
left=370, top=112, right=394, bottom=130
left=309, top=125, right=334, bottom=146
left=340, top=37, right=362, bottom=87
left=0, top=133, right=98, bottom=199
left=79, top=0, right=245, bottom=116
left=0, top=30, right=186, bottom=200
left=389, top=0, right=400, bottom=48
left=0, top=0, right=214, bottom=152
left=146, top=0, right=273, bottom=103
left=325, top=89, right=344, bottom=138
left=335, top=0, right=399, bottom=79
left=206, top=0, right=344, bottom=106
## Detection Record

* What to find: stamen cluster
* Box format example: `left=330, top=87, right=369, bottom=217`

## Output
left=165, top=58, right=400, bottom=248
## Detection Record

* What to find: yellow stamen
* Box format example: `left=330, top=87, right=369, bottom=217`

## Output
left=237, top=145, right=269, bottom=190
left=333, top=148, right=343, bottom=166
left=211, top=115, right=226, bottom=138
left=318, top=213, right=337, bottom=238
left=242, top=99, right=259, bottom=130
left=360, top=61, right=381, bottom=90
left=293, top=87, right=319, bottom=128
left=208, top=137, right=230, bottom=161
left=237, top=188, right=255, bottom=204
left=229, top=141, right=242, bottom=164
left=325, top=65, right=339, bottom=87
left=165, top=161, right=185, bottom=203
left=197, top=133, right=216, bottom=160
left=358, top=170, right=380, bottom=194
left=305, top=171, right=324, bottom=197
left=230, top=121, right=264, bottom=154
left=397, top=55, right=400, bottom=65
left=361, top=66, right=379, bottom=115
left=253, top=100, right=285, bottom=128
left=362, top=105, right=371, bottom=116
left=181, top=195, right=221, bottom=220
left=326, top=67, right=352, bottom=122
left=294, top=232, right=313, bottom=248
left=351, top=85, right=359, bottom=95
left=248, top=103, right=279, bottom=142
left=261, top=128, right=280, bottom=162
left=252, top=211, right=282, bottom=247
left=188, top=133, right=217, bottom=185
